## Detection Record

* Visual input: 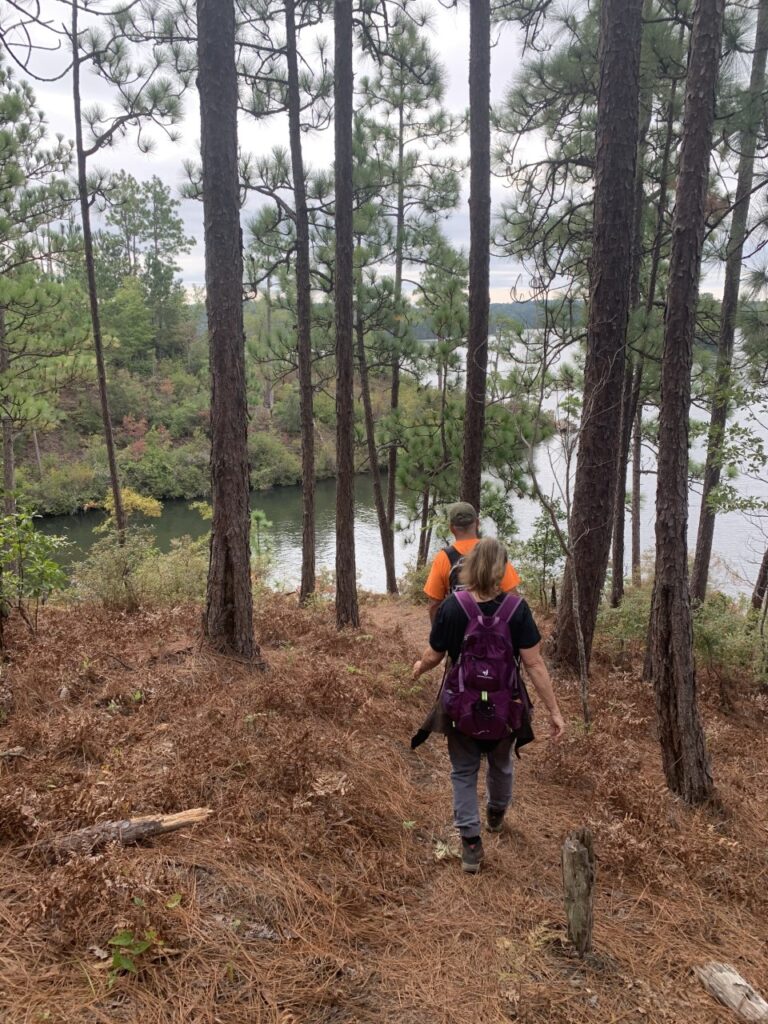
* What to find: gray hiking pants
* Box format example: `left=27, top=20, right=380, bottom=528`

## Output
left=447, top=731, right=515, bottom=838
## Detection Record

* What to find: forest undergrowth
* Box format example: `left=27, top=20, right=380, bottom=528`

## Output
left=0, top=595, right=766, bottom=1024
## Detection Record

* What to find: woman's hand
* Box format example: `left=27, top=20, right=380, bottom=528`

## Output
left=548, top=708, right=566, bottom=742
left=412, top=660, right=423, bottom=680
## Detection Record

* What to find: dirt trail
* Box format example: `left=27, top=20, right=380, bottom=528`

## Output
left=0, top=594, right=766, bottom=1024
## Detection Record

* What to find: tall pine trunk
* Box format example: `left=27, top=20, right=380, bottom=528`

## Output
left=631, top=394, right=643, bottom=585
left=417, top=487, right=431, bottom=569
left=630, top=68, right=681, bottom=586
left=386, top=107, right=406, bottom=544
left=1, top=309, right=15, bottom=516
left=555, top=0, right=644, bottom=670
left=198, top=0, right=258, bottom=660
left=649, top=0, right=724, bottom=805
left=356, top=307, right=398, bottom=592
left=611, top=86, right=653, bottom=607
left=72, top=2, right=125, bottom=535
left=285, top=0, right=316, bottom=604
left=461, top=0, right=491, bottom=512
left=334, top=0, right=359, bottom=629
left=751, top=548, right=768, bottom=611
left=690, top=0, right=768, bottom=603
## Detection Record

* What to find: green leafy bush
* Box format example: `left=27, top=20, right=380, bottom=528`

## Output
left=19, top=458, right=109, bottom=516
left=509, top=503, right=566, bottom=611
left=70, top=528, right=155, bottom=611
left=248, top=431, right=301, bottom=489
left=399, top=559, right=429, bottom=604
left=272, top=384, right=301, bottom=435
left=71, top=529, right=207, bottom=610
left=692, top=591, right=759, bottom=683
left=135, top=535, right=208, bottom=605
left=0, top=511, right=68, bottom=635
left=119, top=430, right=209, bottom=500
left=598, top=586, right=765, bottom=687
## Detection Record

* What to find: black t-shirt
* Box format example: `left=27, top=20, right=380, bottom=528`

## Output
left=429, top=593, right=541, bottom=665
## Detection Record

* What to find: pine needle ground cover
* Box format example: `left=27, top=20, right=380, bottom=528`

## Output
left=0, top=597, right=766, bottom=1023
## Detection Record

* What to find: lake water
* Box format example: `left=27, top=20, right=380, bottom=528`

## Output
left=38, top=475, right=424, bottom=593
left=37, top=452, right=768, bottom=597
left=36, top=338, right=768, bottom=597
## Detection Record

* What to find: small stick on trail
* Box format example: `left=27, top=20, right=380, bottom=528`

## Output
left=30, top=807, right=213, bottom=861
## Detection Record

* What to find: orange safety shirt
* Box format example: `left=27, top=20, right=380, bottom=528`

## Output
left=423, top=538, right=521, bottom=603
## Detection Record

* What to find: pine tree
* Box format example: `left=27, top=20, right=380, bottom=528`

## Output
left=198, top=0, right=259, bottom=659
left=649, top=0, right=725, bottom=805
left=555, top=0, right=645, bottom=672
left=461, top=0, right=491, bottom=512
left=333, top=0, right=359, bottom=628
left=70, top=1, right=186, bottom=535
left=359, top=14, right=460, bottom=567
left=690, top=0, right=768, bottom=603
left=239, top=0, right=333, bottom=604
left=0, top=57, right=72, bottom=514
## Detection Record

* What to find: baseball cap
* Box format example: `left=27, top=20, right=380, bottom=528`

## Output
left=448, top=502, right=478, bottom=528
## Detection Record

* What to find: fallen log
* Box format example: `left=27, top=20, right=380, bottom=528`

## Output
left=33, top=807, right=213, bottom=860
left=562, top=827, right=595, bottom=956
left=696, top=963, right=768, bottom=1022
left=0, top=747, right=28, bottom=760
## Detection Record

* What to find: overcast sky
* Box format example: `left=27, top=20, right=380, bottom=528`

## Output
left=25, top=3, right=726, bottom=300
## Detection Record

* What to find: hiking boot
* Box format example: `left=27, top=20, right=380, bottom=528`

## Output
left=461, top=836, right=484, bottom=873
left=486, top=807, right=506, bottom=834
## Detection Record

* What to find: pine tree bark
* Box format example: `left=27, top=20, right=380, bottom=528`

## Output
left=0, top=309, right=15, bottom=516
left=690, top=0, right=768, bottom=604
left=611, top=359, right=638, bottom=606
left=650, top=0, right=724, bottom=805
left=334, top=0, right=359, bottom=629
left=386, top=106, right=406, bottom=547
left=285, top=0, right=316, bottom=604
left=198, top=0, right=258, bottom=660
left=461, top=0, right=491, bottom=512
left=629, top=70, right=680, bottom=588
left=751, top=547, right=768, bottom=611
left=555, top=0, right=644, bottom=670
left=611, top=86, right=653, bottom=608
left=417, top=487, right=431, bottom=569
left=631, top=395, right=643, bottom=585
left=72, top=2, right=125, bottom=535
left=32, top=428, right=43, bottom=479
left=356, top=308, right=398, bottom=592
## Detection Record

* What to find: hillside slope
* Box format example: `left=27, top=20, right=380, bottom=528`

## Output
left=0, top=595, right=766, bottom=1023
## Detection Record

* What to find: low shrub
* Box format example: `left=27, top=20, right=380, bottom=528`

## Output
left=70, top=528, right=155, bottom=611
left=70, top=529, right=208, bottom=610
left=693, top=591, right=759, bottom=684
left=0, top=511, right=68, bottom=635
left=399, top=560, right=429, bottom=604
left=135, top=535, right=208, bottom=605
left=18, top=459, right=109, bottom=516
left=248, top=431, right=301, bottom=490
left=119, top=430, right=209, bottom=500
left=597, top=585, right=765, bottom=687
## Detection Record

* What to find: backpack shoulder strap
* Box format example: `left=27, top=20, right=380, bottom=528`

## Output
left=454, top=589, right=480, bottom=619
left=443, top=544, right=462, bottom=568
left=497, top=593, right=523, bottom=623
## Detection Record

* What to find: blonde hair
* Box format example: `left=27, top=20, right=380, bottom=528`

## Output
left=460, top=537, right=508, bottom=596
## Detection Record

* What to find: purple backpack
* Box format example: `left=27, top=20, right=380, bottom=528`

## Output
left=442, top=591, right=526, bottom=742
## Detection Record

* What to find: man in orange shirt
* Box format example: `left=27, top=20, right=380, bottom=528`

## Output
left=424, top=502, right=521, bottom=622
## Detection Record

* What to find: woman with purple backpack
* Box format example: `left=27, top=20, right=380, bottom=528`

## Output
left=412, top=537, right=566, bottom=873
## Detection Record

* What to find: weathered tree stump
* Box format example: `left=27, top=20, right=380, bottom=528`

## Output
left=32, top=807, right=213, bottom=861
left=696, top=963, right=768, bottom=1022
left=561, top=827, right=595, bottom=956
